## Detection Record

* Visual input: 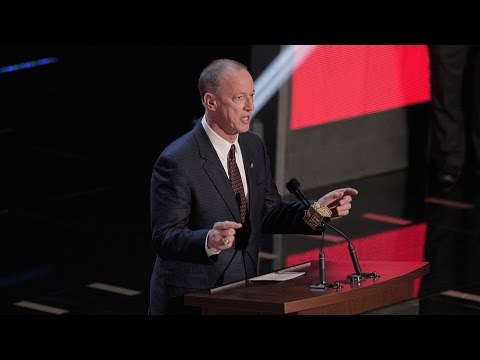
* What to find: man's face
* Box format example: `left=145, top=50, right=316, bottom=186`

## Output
left=214, top=69, right=255, bottom=136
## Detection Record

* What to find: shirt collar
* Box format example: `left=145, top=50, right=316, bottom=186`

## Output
left=201, top=116, right=240, bottom=155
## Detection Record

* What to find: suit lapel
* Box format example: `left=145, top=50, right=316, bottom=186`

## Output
left=194, top=121, right=242, bottom=223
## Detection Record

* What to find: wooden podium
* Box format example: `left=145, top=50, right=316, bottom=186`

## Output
left=184, top=260, right=429, bottom=315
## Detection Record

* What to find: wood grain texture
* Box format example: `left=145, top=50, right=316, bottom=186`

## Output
left=184, top=260, right=429, bottom=315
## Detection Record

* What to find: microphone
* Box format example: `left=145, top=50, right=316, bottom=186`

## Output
left=319, top=246, right=326, bottom=284
left=214, top=193, right=256, bottom=287
left=325, top=221, right=363, bottom=281
left=288, top=177, right=333, bottom=228
left=287, top=178, right=337, bottom=289
left=286, top=178, right=368, bottom=283
left=322, top=213, right=379, bottom=282
left=286, top=178, right=310, bottom=208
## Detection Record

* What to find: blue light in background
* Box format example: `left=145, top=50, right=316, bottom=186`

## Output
left=0, top=57, right=59, bottom=74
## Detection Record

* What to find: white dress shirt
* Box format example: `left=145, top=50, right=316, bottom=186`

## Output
left=201, top=116, right=249, bottom=256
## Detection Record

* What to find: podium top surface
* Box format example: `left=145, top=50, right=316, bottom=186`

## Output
left=184, top=260, right=429, bottom=315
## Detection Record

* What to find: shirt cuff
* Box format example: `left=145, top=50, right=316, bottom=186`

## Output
left=205, top=230, right=221, bottom=256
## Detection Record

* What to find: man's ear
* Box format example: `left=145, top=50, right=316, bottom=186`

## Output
left=204, top=93, right=216, bottom=110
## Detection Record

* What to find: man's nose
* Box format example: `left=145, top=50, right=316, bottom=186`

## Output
left=245, top=97, right=254, bottom=111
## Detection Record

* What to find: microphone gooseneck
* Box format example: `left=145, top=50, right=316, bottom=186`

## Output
left=213, top=202, right=257, bottom=287
left=322, top=221, right=362, bottom=276
left=286, top=178, right=377, bottom=284
left=319, top=247, right=326, bottom=284
left=287, top=178, right=339, bottom=289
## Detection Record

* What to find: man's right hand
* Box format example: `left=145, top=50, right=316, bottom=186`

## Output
left=207, top=221, right=243, bottom=250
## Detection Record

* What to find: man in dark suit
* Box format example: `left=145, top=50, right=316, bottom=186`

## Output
left=148, top=59, right=359, bottom=314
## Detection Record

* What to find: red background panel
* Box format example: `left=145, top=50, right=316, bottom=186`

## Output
left=286, top=223, right=427, bottom=297
left=290, top=45, right=430, bottom=129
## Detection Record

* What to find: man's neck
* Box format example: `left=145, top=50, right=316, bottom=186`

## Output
left=205, top=115, right=238, bottom=144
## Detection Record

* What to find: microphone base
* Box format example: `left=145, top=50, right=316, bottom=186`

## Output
left=310, top=281, right=343, bottom=291
left=364, top=271, right=380, bottom=279
left=347, top=273, right=364, bottom=283
left=347, top=272, right=381, bottom=283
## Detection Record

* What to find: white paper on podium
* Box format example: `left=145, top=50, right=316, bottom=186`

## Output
left=249, top=272, right=305, bottom=282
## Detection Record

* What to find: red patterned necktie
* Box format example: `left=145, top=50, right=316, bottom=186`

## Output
left=228, top=144, right=247, bottom=223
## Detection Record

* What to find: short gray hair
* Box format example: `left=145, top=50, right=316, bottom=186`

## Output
left=198, top=59, right=248, bottom=106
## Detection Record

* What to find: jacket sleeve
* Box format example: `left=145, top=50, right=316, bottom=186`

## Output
left=258, top=139, right=319, bottom=235
left=150, top=154, right=212, bottom=264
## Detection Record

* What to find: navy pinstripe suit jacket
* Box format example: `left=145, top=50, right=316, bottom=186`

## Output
left=148, top=119, right=315, bottom=314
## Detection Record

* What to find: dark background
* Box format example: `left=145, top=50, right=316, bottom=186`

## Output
left=3, top=45, right=480, bottom=318
left=0, top=45, right=252, bottom=303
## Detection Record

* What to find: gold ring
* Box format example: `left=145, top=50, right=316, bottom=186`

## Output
left=221, top=237, right=229, bottom=245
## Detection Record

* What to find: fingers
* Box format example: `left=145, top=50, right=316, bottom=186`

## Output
left=317, top=187, right=358, bottom=219
left=320, top=188, right=359, bottom=205
left=210, top=221, right=243, bottom=250
left=319, top=191, right=344, bottom=206
left=335, top=202, right=352, bottom=216
left=214, top=221, right=243, bottom=230
left=337, top=187, right=359, bottom=196
left=338, top=195, right=353, bottom=206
